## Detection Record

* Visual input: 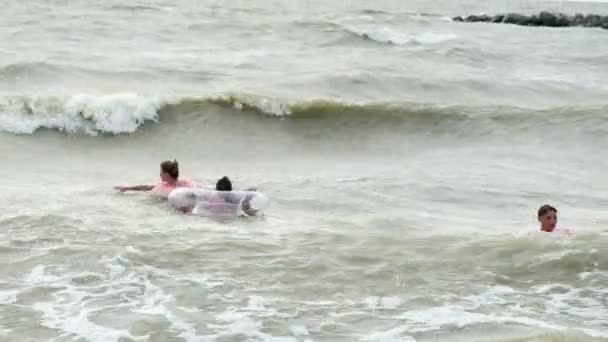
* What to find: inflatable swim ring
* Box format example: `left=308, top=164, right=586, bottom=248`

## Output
left=168, top=188, right=269, bottom=217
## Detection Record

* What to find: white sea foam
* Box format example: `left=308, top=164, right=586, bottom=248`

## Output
left=0, top=94, right=164, bottom=135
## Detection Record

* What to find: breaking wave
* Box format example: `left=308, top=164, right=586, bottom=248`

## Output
left=0, top=92, right=607, bottom=136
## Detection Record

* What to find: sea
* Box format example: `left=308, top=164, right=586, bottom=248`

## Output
left=1, top=0, right=607, bottom=341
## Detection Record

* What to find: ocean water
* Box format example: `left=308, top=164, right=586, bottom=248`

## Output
left=1, top=0, right=607, bottom=341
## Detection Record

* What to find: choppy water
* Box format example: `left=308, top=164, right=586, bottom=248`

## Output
left=1, top=0, right=607, bottom=341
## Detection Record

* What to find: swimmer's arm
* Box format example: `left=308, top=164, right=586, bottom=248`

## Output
left=240, top=196, right=259, bottom=216
left=239, top=205, right=258, bottom=216
left=114, top=185, right=155, bottom=192
left=243, top=208, right=258, bottom=216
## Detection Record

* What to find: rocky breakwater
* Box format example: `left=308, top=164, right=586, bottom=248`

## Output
left=452, top=11, right=608, bottom=29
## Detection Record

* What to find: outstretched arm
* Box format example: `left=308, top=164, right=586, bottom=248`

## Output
left=114, top=185, right=155, bottom=192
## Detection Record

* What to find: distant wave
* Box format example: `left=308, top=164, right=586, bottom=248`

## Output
left=342, top=26, right=458, bottom=46
left=108, top=4, right=170, bottom=12
left=0, top=62, right=133, bottom=82
left=291, top=14, right=456, bottom=47
left=1, top=93, right=607, bottom=136
left=358, top=9, right=450, bottom=19
left=0, top=62, right=219, bottom=83
left=0, top=62, right=68, bottom=80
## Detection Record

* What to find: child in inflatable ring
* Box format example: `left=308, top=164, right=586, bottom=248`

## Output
left=215, top=176, right=258, bottom=216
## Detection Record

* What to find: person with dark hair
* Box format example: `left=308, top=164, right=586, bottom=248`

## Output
left=216, top=176, right=233, bottom=192
left=215, top=176, right=258, bottom=216
left=114, top=159, right=198, bottom=196
left=537, top=204, right=558, bottom=232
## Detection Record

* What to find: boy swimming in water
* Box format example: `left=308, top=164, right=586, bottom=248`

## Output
left=538, top=204, right=558, bottom=232
left=114, top=160, right=198, bottom=196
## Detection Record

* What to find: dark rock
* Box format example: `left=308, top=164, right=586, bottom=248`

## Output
left=503, top=13, right=527, bottom=25
left=465, top=14, right=492, bottom=22
left=453, top=11, right=608, bottom=30
left=584, top=14, right=601, bottom=27
left=526, top=15, right=541, bottom=26
left=492, top=15, right=505, bottom=23
left=572, top=13, right=585, bottom=26
left=538, top=11, right=557, bottom=26
left=479, top=14, right=492, bottom=22
left=601, top=16, right=608, bottom=29
left=555, top=14, right=571, bottom=27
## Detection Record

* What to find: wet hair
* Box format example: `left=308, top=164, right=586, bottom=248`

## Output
left=216, top=176, right=232, bottom=191
left=160, top=160, right=179, bottom=180
left=538, top=204, right=557, bottom=218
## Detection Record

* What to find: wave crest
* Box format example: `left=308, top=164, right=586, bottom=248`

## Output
left=0, top=62, right=66, bottom=81
left=342, top=26, right=457, bottom=46
left=1, top=92, right=607, bottom=136
left=0, top=94, right=163, bottom=135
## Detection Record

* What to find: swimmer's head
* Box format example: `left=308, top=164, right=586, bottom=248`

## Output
left=538, top=204, right=557, bottom=232
left=216, top=176, right=232, bottom=191
left=160, top=160, right=179, bottom=182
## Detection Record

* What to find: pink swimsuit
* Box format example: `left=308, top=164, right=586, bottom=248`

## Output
left=149, top=178, right=199, bottom=197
